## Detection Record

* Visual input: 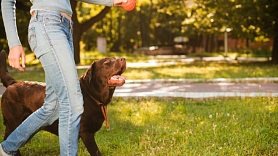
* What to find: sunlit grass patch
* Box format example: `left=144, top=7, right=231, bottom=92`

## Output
left=112, top=98, right=163, bottom=126
left=5, top=51, right=278, bottom=82
left=124, top=69, right=155, bottom=80
left=0, top=97, right=277, bottom=155
left=94, top=97, right=278, bottom=156
left=124, top=62, right=278, bottom=80
left=80, top=51, right=150, bottom=64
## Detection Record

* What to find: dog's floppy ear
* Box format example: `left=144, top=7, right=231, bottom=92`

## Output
left=88, top=61, right=96, bottom=83
left=0, top=50, right=16, bottom=87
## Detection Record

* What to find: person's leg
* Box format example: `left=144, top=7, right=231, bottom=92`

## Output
left=0, top=12, right=63, bottom=156
left=1, top=10, right=83, bottom=156
left=32, top=10, right=84, bottom=155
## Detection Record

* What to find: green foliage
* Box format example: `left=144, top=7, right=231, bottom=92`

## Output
left=0, top=0, right=276, bottom=56
left=177, top=0, right=278, bottom=42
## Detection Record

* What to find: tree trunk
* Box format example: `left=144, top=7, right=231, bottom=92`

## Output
left=202, top=34, right=206, bottom=52
left=73, top=28, right=82, bottom=64
left=213, top=34, right=218, bottom=52
left=70, top=0, right=111, bottom=64
left=71, top=0, right=81, bottom=64
left=271, top=36, right=278, bottom=64
left=271, top=21, right=278, bottom=64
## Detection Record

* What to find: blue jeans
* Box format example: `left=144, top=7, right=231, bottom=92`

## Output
left=2, top=10, right=84, bottom=156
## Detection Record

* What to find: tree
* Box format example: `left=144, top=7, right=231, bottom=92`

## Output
left=0, top=0, right=31, bottom=50
left=1, top=0, right=276, bottom=62
left=70, top=0, right=111, bottom=63
left=255, top=0, right=278, bottom=63
left=220, top=0, right=278, bottom=63
left=0, top=0, right=112, bottom=64
left=180, top=0, right=278, bottom=58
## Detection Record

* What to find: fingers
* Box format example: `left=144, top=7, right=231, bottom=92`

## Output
left=8, top=46, right=25, bottom=72
left=8, top=55, right=25, bottom=72
left=21, top=52, right=26, bottom=68
left=114, top=0, right=127, bottom=6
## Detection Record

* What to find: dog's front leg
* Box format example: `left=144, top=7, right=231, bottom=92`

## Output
left=80, top=132, right=102, bottom=156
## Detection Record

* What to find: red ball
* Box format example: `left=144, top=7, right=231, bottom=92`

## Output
left=122, top=0, right=136, bottom=11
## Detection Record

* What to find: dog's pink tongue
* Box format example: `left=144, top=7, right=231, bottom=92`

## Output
left=108, top=75, right=126, bottom=86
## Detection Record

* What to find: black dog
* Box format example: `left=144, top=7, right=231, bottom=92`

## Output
left=0, top=50, right=126, bottom=156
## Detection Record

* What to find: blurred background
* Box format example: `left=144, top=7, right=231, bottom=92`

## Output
left=0, top=0, right=277, bottom=64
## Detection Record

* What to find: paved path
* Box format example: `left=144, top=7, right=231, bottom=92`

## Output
left=114, top=81, right=278, bottom=98
left=1, top=81, right=278, bottom=98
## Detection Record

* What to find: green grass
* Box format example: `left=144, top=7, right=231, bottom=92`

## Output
left=8, top=61, right=278, bottom=82
left=124, top=62, right=278, bottom=80
left=0, top=97, right=277, bottom=155
left=10, top=51, right=276, bottom=82
left=80, top=51, right=150, bottom=64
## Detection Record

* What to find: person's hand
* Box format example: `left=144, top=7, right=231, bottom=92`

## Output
left=8, top=45, right=26, bottom=72
left=114, top=0, right=127, bottom=6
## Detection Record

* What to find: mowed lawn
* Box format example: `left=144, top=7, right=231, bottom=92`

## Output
left=0, top=97, right=277, bottom=156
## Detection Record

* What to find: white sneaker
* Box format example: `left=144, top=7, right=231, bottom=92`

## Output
left=0, top=144, right=11, bottom=156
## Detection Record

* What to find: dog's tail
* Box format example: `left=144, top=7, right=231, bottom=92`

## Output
left=0, top=50, right=16, bottom=88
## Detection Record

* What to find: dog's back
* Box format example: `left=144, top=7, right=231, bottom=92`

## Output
left=0, top=50, right=16, bottom=88
left=0, top=50, right=47, bottom=141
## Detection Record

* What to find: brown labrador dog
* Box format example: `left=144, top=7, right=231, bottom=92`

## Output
left=0, top=50, right=126, bottom=156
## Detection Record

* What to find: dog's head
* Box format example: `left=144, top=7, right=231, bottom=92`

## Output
left=81, top=57, right=126, bottom=94
left=91, top=57, right=126, bottom=86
